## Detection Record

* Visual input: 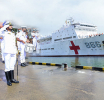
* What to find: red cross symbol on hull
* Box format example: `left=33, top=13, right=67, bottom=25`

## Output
left=69, top=41, right=80, bottom=54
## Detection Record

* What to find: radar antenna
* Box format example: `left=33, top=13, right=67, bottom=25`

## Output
left=67, top=17, right=74, bottom=24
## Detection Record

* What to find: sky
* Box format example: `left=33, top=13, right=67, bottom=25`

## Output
left=0, top=0, right=104, bottom=35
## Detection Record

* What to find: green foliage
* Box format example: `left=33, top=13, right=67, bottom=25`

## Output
left=12, top=28, right=17, bottom=35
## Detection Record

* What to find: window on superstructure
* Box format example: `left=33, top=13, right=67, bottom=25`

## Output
left=51, top=48, right=54, bottom=50
left=41, top=39, right=45, bottom=42
left=54, top=38, right=62, bottom=41
left=44, top=48, right=47, bottom=50
left=63, top=37, right=72, bottom=40
left=73, top=36, right=76, bottom=38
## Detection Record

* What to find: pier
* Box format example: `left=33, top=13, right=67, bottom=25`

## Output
left=0, top=56, right=104, bottom=100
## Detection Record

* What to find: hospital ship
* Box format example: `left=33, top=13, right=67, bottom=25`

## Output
left=27, top=18, right=104, bottom=57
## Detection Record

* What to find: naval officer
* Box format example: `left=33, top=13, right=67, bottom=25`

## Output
left=0, top=21, right=19, bottom=86
left=16, top=26, right=29, bottom=67
left=17, top=30, right=21, bottom=53
left=0, top=21, right=6, bottom=63
left=0, top=30, right=5, bottom=63
left=31, top=29, right=39, bottom=51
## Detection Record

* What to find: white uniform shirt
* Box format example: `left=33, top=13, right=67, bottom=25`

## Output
left=16, top=31, right=27, bottom=48
left=0, top=31, right=17, bottom=54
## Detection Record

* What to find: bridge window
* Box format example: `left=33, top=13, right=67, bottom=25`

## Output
left=54, top=38, right=62, bottom=41
left=51, top=48, right=54, bottom=50
left=41, top=48, right=52, bottom=50
left=73, top=36, right=76, bottom=38
left=44, top=48, right=47, bottom=50
left=63, top=37, right=72, bottom=40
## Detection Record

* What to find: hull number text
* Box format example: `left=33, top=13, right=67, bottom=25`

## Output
left=85, top=41, right=101, bottom=48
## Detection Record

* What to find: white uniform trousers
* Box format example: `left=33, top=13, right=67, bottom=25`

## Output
left=36, top=42, right=40, bottom=54
left=33, top=37, right=37, bottom=47
left=4, top=53, right=16, bottom=72
left=1, top=43, right=4, bottom=61
left=20, top=46, right=26, bottom=63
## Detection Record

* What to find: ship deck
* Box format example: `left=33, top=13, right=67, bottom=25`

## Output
left=0, top=55, right=104, bottom=100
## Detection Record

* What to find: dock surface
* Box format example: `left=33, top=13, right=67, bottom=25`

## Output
left=0, top=58, right=104, bottom=100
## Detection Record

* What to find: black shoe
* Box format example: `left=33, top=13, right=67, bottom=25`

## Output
left=5, top=71, right=12, bottom=86
left=21, top=63, right=26, bottom=67
left=11, top=79, right=19, bottom=83
left=10, top=70, right=19, bottom=83
left=23, top=63, right=28, bottom=66
left=2, top=61, right=5, bottom=63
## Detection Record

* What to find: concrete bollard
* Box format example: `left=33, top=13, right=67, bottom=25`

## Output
left=62, top=63, right=68, bottom=71
left=64, top=63, right=68, bottom=68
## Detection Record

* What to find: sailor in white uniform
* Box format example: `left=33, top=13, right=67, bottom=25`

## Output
left=16, top=30, right=21, bottom=54
left=0, top=30, right=5, bottom=63
left=31, top=29, right=39, bottom=51
left=0, top=21, right=19, bottom=86
left=35, top=31, right=40, bottom=53
left=16, top=26, right=29, bottom=67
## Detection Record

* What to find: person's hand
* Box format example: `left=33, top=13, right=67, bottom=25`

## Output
left=0, top=22, right=3, bottom=28
left=4, top=25, right=9, bottom=29
left=22, top=40, right=25, bottom=44
left=37, top=40, right=40, bottom=43
left=26, top=39, right=30, bottom=43
left=0, top=37, right=3, bottom=39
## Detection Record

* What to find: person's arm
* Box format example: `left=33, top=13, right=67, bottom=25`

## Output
left=0, top=37, right=3, bottom=39
left=0, top=25, right=9, bottom=39
left=0, top=25, right=9, bottom=33
left=26, top=39, right=30, bottom=43
left=16, top=37, right=25, bottom=44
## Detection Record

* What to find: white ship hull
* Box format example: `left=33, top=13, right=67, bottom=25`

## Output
left=30, top=35, right=104, bottom=57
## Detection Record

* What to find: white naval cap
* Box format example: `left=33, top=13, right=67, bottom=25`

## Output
left=3, top=21, right=13, bottom=26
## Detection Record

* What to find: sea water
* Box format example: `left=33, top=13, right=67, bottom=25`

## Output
left=27, top=57, right=104, bottom=68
